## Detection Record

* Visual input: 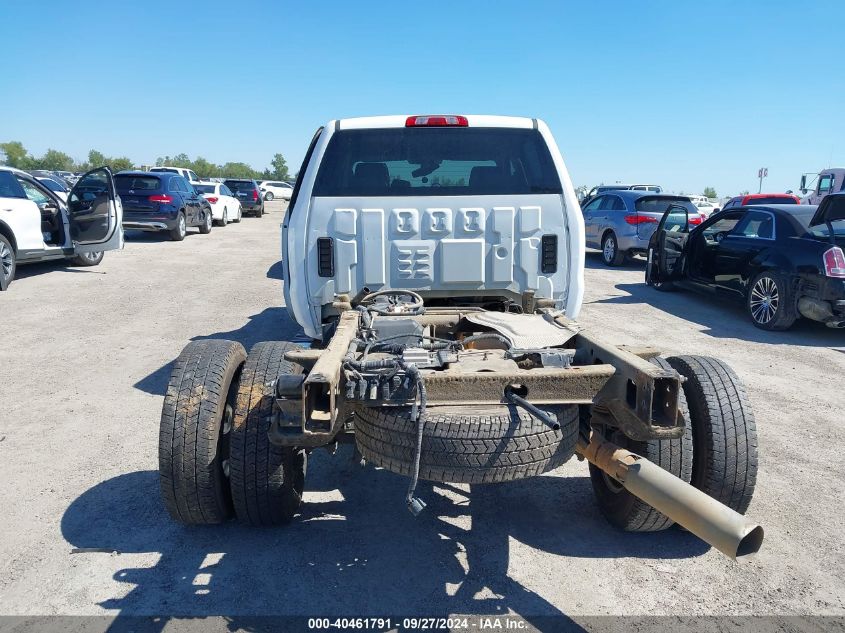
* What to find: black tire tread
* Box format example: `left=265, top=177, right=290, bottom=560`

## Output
left=158, top=339, right=246, bottom=524
left=666, top=355, right=758, bottom=514
left=230, top=341, right=306, bottom=526
left=353, top=404, right=578, bottom=484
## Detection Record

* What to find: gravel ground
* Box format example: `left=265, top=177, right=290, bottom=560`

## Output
left=1, top=200, right=843, bottom=624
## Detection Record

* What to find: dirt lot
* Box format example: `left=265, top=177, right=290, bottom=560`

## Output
left=1, top=199, right=844, bottom=624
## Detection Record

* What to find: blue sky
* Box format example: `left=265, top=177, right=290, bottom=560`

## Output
left=1, top=0, right=842, bottom=196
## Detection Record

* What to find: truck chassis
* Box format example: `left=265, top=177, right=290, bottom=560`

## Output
left=159, top=292, right=762, bottom=559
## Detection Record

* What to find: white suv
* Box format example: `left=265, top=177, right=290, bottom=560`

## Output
left=259, top=180, right=293, bottom=201
left=0, top=166, right=124, bottom=290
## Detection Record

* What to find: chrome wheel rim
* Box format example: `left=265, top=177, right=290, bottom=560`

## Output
left=603, top=236, right=616, bottom=262
left=750, top=276, right=779, bottom=324
left=0, top=242, right=12, bottom=279
left=205, top=213, right=211, bottom=230
left=223, top=207, right=228, bottom=224
left=80, top=251, right=100, bottom=262
left=179, top=215, right=186, bottom=236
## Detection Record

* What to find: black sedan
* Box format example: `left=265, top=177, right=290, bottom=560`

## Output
left=646, top=194, right=845, bottom=330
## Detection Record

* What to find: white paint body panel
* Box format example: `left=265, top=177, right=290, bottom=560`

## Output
left=283, top=116, right=585, bottom=340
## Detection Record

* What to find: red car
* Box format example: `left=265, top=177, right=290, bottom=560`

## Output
left=722, top=193, right=800, bottom=210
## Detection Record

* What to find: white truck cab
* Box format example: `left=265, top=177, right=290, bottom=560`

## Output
left=149, top=166, right=201, bottom=184
left=282, top=114, right=585, bottom=339
left=0, top=166, right=124, bottom=290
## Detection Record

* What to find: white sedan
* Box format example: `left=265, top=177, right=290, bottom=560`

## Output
left=259, top=180, right=293, bottom=201
left=195, top=182, right=242, bottom=225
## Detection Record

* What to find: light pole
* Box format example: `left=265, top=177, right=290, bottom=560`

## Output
left=757, top=167, right=768, bottom=193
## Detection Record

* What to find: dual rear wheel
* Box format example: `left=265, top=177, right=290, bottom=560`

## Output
left=159, top=340, right=305, bottom=525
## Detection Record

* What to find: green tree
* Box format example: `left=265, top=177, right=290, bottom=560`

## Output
left=108, top=157, right=134, bottom=171
left=0, top=141, right=32, bottom=169
left=87, top=149, right=107, bottom=169
left=36, top=149, right=75, bottom=171
left=267, top=153, right=289, bottom=180
left=221, top=162, right=257, bottom=179
left=703, top=186, right=717, bottom=199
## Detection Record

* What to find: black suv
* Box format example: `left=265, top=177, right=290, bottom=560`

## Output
left=223, top=179, right=264, bottom=217
left=117, top=172, right=213, bottom=241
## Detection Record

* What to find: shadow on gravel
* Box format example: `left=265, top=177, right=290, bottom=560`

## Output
left=61, top=447, right=706, bottom=628
left=13, top=260, right=106, bottom=281
left=132, top=307, right=303, bottom=396
left=266, top=260, right=285, bottom=280
left=594, top=281, right=842, bottom=347
left=584, top=251, right=646, bottom=271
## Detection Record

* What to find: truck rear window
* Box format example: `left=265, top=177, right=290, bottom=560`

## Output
left=313, top=128, right=562, bottom=197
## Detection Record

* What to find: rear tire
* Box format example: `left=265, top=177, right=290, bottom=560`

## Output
left=158, top=340, right=246, bottom=524
left=353, top=404, right=579, bottom=484
left=170, top=212, right=187, bottom=241
left=199, top=211, right=212, bottom=234
left=601, top=231, right=626, bottom=266
left=666, top=355, right=758, bottom=514
left=589, top=357, right=694, bottom=531
left=746, top=270, right=797, bottom=330
left=265, top=191, right=274, bottom=201
left=229, top=341, right=307, bottom=526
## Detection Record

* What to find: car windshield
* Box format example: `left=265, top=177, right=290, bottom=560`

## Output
left=635, top=196, right=697, bottom=214
left=38, top=178, right=66, bottom=192
left=313, top=127, right=562, bottom=196
left=195, top=184, right=216, bottom=194
left=115, top=175, right=161, bottom=191
left=224, top=180, right=254, bottom=192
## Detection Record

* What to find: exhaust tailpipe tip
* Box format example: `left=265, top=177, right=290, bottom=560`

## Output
left=736, top=525, right=764, bottom=558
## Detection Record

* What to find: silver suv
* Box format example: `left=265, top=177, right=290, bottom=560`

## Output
left=582, top=190, right=698, bottom=266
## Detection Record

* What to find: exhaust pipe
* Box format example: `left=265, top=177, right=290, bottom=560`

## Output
left=578, top=435, right=764, bottom=559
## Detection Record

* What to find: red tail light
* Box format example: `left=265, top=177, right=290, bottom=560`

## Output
left=624, top=214, right=658, bottom=225
left=148, top=194, right=173, bottom=203
left=206, top=196, right=218, bottom=204
left=252, top=189, right=259, bottom=201
left=405, top=115, right=468, bottom=127
left=689, top=215, right=703, bottom=225
left=823, top=247, right=845, bottom=278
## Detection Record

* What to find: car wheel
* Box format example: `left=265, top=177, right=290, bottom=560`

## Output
left=199, top=211, right=212, bottom=234
left=234, top=206, right=242, bottom=223
left=69, top=251, right=104, bottom=267
left=0, top=234, right=16, bottom=290
left=264, top=191, right=274, bottom=201
left=601, top=231, right=626, bottom=266
left=222, top=207, right=228, bottom=225
left=746, top=270, right=797, bottom=330
left=170, top=212, right=187, bottom=241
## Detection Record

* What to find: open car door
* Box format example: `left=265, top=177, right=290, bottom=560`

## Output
left=66, top=167, right=124, bottom=255
left=647, top=204, right=691, bottom=285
